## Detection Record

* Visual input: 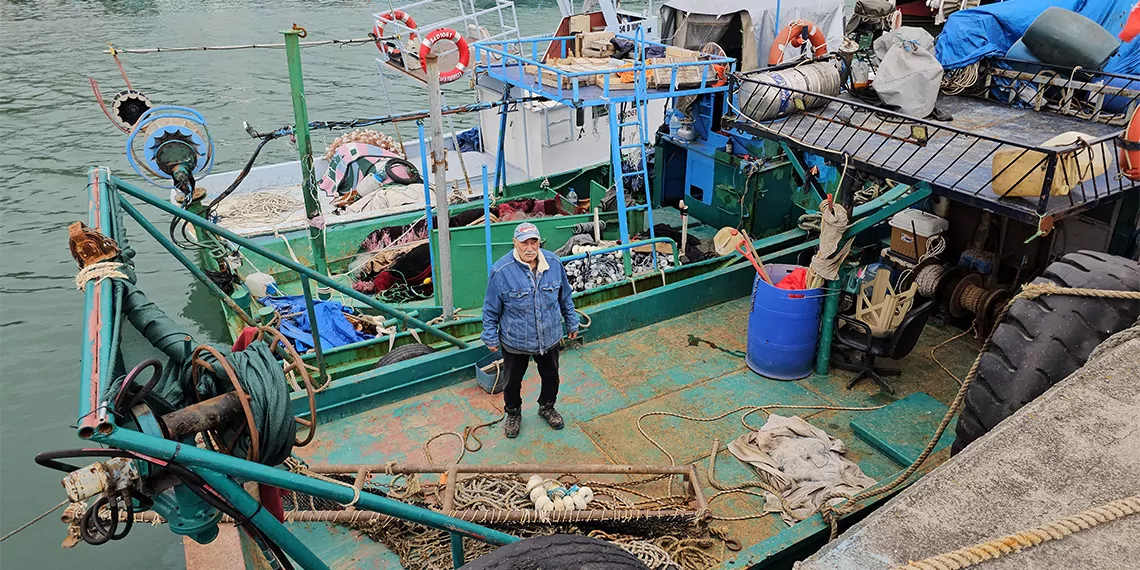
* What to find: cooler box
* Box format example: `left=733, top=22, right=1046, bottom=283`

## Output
left=889, top=209, right=948, bottom=259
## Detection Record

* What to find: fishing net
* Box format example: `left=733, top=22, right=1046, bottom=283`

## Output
left=279, top=463, right=726, bottom=570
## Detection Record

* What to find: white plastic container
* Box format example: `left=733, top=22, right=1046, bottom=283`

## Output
left=889, top=209, right=948, bottom=259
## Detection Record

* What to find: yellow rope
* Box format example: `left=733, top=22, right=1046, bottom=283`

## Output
left=819, top=284, right=1140, bottom=539
left=893, top=494, right=1140, bottom=570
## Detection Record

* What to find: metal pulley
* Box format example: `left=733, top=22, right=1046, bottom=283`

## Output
left=126, top=105, right=214, bottom=193
left=109, top=89, right=152, bottom=130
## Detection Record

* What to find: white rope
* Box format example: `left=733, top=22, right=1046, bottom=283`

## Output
left=214, top=193, right=304, bottom=225
left=75, top=262, right=128, bottom=290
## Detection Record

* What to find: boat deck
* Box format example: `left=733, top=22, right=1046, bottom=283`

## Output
left=283, top=296, right=974, bottom=568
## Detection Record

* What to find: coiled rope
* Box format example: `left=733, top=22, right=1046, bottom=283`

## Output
left=817, top=283, right=1140, bottom=540
left=892, top=494, right=1140, bottom=570
left=75, top=262, right=128, bottom=290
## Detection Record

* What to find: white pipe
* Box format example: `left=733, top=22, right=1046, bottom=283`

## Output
left=426, top=54, right=455, bottom=320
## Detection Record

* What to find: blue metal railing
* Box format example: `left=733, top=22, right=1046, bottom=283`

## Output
left=472, top=33, right=735, bottom=105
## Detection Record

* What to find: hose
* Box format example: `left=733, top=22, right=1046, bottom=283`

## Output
left=33, top=448, right=294, bottom=570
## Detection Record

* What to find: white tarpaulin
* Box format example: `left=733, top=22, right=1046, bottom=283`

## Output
left=660, top=0, right=847, bottom=71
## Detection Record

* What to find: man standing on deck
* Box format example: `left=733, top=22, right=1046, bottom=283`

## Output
left=481, top=222, right=580, bottom=438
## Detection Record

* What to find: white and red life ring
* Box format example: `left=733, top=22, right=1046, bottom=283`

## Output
left=768, top=19, right=828, bottom=65
left=373, top=10, right=418, bottom=54
left=418, top=28, right=471, bottom=84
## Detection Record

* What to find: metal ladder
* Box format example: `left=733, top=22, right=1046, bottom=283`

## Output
left=607, top=26, right=657, bottom=276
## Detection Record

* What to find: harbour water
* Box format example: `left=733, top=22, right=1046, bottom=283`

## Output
left=0, top=0, right=565, bottom=567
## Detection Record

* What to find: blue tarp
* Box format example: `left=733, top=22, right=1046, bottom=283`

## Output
left=259, top=295, right=373, bottom=353
left=936, top=0, right=1140, bottom=74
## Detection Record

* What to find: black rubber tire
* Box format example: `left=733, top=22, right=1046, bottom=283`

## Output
left=373, top=343, right=435, bottom=368
left=461, top=534, right=649, bottom=570
left=952, top=250, right=1140, bottom=454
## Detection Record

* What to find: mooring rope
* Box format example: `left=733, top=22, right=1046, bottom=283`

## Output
left=818, top=284, right=1140, bottom=539
left=75, top=261, right=128, bottom=290
left=892, top=494, right=1140, bottom=570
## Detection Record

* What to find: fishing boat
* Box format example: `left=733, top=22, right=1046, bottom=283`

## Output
left=37, top=0, right=1140, bottom=568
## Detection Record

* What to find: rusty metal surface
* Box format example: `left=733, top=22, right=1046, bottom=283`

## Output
left=161, top=392, right=244, bottom=441
left=286, top=296, right=971, bottom=567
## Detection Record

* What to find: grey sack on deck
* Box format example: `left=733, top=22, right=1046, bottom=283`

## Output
left=873, top=27, right=944, bottom=118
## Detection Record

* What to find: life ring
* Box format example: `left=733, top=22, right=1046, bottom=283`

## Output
left=768, top=20, right=828, bottom=65
left=418, top=28, right=471, bottom=84
left=1119, top=108, right=1140, bottom=180
left=373, top=10, right=418, bottom=54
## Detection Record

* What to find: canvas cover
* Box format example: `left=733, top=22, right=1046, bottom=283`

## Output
left=661, top=0, right=846, bottom=71
left=936, top=0, right=1140, bottom=74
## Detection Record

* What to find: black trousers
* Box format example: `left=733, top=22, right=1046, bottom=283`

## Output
left=501, top=347, right=560, bottom=413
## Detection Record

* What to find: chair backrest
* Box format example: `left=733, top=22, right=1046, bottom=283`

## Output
left=886, top=299, right=936, bottom=359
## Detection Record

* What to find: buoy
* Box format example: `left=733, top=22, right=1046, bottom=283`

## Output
left=769, top=19, right=828, bottom=65
left=571, top=493, right=588, bottom=510
left=418, top=28, right=471, bottom=84
left=373, top=10, right=418, bottom=55
left=526, top=475, right=544, bottom=494
left=529, top=486, right=546, bottom=503
left=1120, top=108, right=1140, bottom=181
left=562, top=496, right=577, bottom=510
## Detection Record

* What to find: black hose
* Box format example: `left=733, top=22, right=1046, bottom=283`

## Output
left=35, top=448, right=293, bottom=569
left=111, top=497, right=133, bottom=541
left=113, top=359, right=163, bottom=414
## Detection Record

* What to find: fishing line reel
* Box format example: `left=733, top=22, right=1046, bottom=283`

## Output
left=126, top=105, right=215, bottom=201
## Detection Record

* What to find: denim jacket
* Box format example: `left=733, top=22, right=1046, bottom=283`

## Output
left=481, top=249, right=579, bottom=354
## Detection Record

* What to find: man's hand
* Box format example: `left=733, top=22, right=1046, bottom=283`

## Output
left=567, top=331, right=578, bottom=341
left=488, top=345, right=499, bottom=352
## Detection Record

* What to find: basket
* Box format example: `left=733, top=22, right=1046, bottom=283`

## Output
left=475, top=352, right=505, bottom=394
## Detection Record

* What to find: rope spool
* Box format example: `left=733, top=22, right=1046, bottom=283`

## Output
left=737, top=62, right=842, bottom=122
left=948, top=273, right=983, bottom=318
left=914, top=262, right=948, bottom=298
left=110, top=89, right=151, bottom=130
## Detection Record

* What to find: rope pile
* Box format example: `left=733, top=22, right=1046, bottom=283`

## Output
left=213, top=193, right=304, bottom=225
left=325, top=471, right=722, bottom=570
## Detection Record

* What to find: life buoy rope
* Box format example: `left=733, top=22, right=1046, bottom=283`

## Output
left=419, top=28, right=471, bottom=85
left=768, top=19, right=828, bottom=66
left=373, top=10, right=418, bottom=55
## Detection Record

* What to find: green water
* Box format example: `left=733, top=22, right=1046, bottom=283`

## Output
left=0, top=1, right=565, bottom=567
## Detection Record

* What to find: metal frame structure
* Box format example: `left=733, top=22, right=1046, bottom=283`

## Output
left=373, top=0, right=521, bottom=84
left=726, top=58, right=1140, bottom=236
left=473, top=32, right=734, bottom=267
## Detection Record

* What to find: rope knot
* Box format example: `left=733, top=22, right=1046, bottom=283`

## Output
left=75, top=262, right=128, bottom=290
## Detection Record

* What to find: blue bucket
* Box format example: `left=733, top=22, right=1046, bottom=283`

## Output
left=475, top=351, right=505, bottom=394
left=746, top=264, right=824, bottom=380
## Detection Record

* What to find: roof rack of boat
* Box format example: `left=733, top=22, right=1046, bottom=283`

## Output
left=471, top=32, right=736, bottom=107
left=725, top=56, right=1140, bottom=234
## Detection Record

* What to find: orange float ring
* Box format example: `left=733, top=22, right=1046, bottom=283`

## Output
left=768, top=19, right=828, bottom=66
left=1121, top=1, right=1140, bottom=43
left=373, top=10, right=418, bottom=55
left=419, top=28, right=471, bottom=84
left=1119, top=108, right=1140, bottom=180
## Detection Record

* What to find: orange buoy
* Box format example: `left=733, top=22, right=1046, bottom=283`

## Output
left=1121, top=1, right=1140, bottom=42
left=418, top=28, right=471, bottom=84
left=1120, top=108, right=1140, bottom=180
left=373, top=10, right=418, bottom=54
left=768, top=19, right=828, bottom=66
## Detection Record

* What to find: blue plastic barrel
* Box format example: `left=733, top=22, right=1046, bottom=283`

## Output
left=746, top=264, right=824, bottom=380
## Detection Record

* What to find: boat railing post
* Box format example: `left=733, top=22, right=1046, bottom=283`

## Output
left=299, top=277, right=329, bottom=388
left=450, top=532, right=465, bottom=568
left=426, top=53, right=456, bottom=321
left=418, top=120, right=440, bottom=301
left=482, top=165, right=493, bottom=276
left=281, top=24, right=331, bottom=301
